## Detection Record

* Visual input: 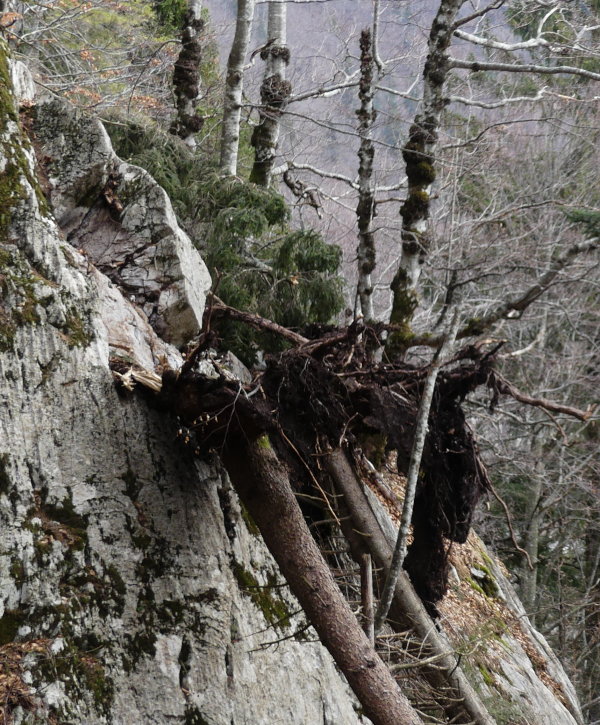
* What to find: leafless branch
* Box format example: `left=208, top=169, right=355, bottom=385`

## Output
left=449, top=57, right=600, bottom=83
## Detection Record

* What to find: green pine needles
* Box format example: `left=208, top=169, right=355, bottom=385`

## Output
left=153, top=0, right=188, bottom=33
left=201, top=177, right=344, bottom=362
left=565, top=208, right=600, bottom=237
left=107, top=117, right=344, bottom=364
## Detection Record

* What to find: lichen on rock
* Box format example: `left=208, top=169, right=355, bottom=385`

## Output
left=0, top=42, right=369, bottom=725
left=31, top=97, right=211, bottom=348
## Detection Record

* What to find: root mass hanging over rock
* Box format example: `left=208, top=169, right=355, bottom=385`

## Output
left=158, top=326, right=493, bottom=616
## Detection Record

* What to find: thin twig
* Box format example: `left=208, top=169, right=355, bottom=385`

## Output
left=280, top=429, right=342, bottom=529
left=488, top=481, right=534, bottom=570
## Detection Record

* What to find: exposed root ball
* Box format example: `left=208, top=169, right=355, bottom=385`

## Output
left=162, top=333, right=493, bottom=616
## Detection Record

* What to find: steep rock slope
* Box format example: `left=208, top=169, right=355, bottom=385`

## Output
left=0, top=43, right=366, bottom=724
left=0, top=40, right=585, bottom=725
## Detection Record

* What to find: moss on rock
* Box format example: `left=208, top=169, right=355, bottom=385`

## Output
left=233, top=562, right=292, bottom=631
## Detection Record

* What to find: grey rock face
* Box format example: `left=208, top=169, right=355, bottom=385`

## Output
left=1, top=49, right=367, bottom=724
left=483, top=552, right=584, bottom=724
left=32, top=98, right=211, bottom=348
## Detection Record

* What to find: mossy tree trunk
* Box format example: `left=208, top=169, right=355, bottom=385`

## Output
left=355, top=28, right=377, bottom=322
left=171, top=0, right=204, bottom=149
left=220, top=0, right=255, bottom=176
left=386, top=0, right=465, bottom=356
left=249, top=0, right=290, bottom=187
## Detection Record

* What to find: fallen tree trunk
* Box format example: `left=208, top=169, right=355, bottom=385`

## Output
left=222, top=435, right=424, bottom=725
left=324, top=448, right=497, bottom=725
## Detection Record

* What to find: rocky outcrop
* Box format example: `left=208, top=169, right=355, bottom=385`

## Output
left=0, top=42, right=367, bottom=724
left=439, top=532, right=583, bottom=725
left=31, top=97, right=210, bottom=348
left=0, top=39, right=585, bottom=725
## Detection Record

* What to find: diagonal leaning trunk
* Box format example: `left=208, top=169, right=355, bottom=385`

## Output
left=220, top=0, right=256, bottom=176
left=249, top=0, right=291, bottom=186
left=324, top=448, right=497, bottom=725
left=223, top=436, right=424, bottom=725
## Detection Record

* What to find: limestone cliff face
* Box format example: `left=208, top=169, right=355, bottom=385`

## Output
left=0, top=41, right=584, bottom=725
left=0, top=44, right=366, bottom=724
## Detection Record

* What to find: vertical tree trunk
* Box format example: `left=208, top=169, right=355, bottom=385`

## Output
left=249, top=0, right=290, bottom=186
left=520, top=436, right=544, bottom=622
left=355, top=29, right=377, bottom=322
left=583, top=516, right=600, bottom=723
left=171, top=0, right=204, bottom=149
left=375, top=310, right=460, bottom=632
left=223, top=436, right=423, bottom=725
left=386, top=0, right=465, bottom=355
left=220, top=0, right=255, bottom=176
left=360, top=553, right=375, bottom=644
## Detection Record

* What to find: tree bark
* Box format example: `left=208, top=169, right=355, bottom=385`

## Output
left=171, top=0, right=204, bottom=149
left=375, top=310, right=460, bottom=631
left=324, top=448, right=497, bottom=725
left=583, top=505, right=600, bottom=724
left=249, top=0, right=291, bottom=186
left=220, top=0, right=255, bottom=175
left=355, top=28, right=377, bottom=322
left=223, top=435, right=423, bottom=725
left=520, top=436, right=544, bottom=622
left=387, top=0, right=465, bottom=355
left=360, top=553, right=375, bottom=644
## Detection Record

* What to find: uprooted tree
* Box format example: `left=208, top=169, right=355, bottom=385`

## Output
left=153, top=1, right=598, bottom=721
left=127, top=284, right=588, bottom=725
left=13, top=0, right=599, bottom=719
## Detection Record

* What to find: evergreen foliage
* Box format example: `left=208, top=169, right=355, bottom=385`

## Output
left=565, top=208, right=600, bottom=236
left=107, top=119, right=344, bottom=363
left=153, top=0, right=188, bottom=32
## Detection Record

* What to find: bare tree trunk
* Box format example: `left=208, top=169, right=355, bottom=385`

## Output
left=520, top=435, right=544, bottom=621
left=361, top=553, right=375, bottom=644
left=584, top=523, right=600, bottom=725
left=223, top=436, right=424, bottom=725
left=220, top=0, right=255, bottom=175
left=375, top=309, right=460, bottom=631
left=324, top=448, right=496, bottom=725
left=249, top=0, right=290, bottom=186
left=386, top=0, right=465, bottom=355
left=355, top=28, right=377, bottom=321
left=171, top=0, right=204, bottom=149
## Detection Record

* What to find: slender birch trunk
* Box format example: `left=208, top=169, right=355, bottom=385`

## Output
left=355, top=29, right=377, bottom=322
left=249, top=0, right=291, bottom=186
left=386, top=0, right=466, bottom=355
left=171, top=0, right=204, bottom=149
left=375, top=309, right=461, bottom=632
left=220, top=0, right=255, bottom=175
